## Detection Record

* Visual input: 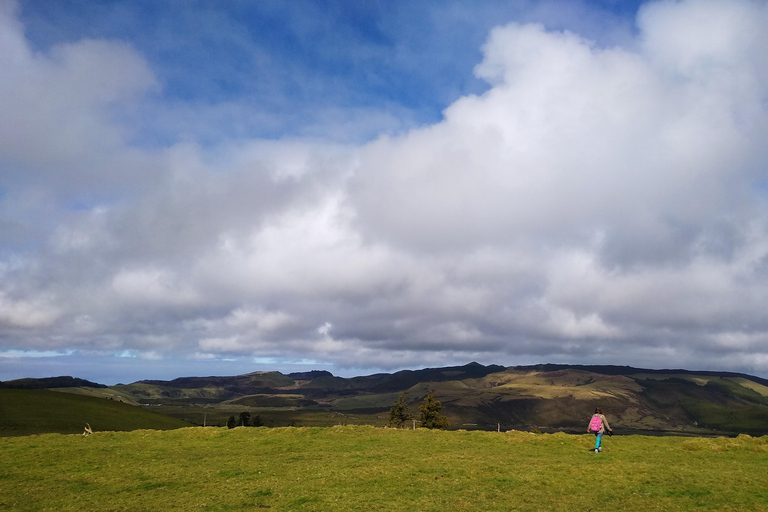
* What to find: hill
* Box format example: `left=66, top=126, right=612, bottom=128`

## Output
left=9, top=362, right=768, bottom=435
left=106, top=363, right=768, bottom=435
left=0, top=376, right=107, bottom=389
left=0, top=389, right=193, bottom=436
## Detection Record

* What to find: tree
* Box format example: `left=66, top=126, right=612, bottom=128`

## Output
left=418, top=390, right=449, bottom=429
left=252, top=414, right=263, bottom=427
left=227, top=416, right=237, bottom=429
left=239, top=411, right=251, bottom=427
left=388, top=392, right=413, bottom=428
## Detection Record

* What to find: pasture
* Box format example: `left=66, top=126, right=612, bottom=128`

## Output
left=2, top=426, right=768, bottom=511
left=0, top=389, right=192, bottom=436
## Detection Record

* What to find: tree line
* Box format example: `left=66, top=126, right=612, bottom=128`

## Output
left=225, top=390, right=449, bottom=430
left=227, top=412, right=263, bottom=428
left=388, top=390, right=449, bottom=429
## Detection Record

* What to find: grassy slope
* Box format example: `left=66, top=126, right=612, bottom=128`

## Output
left=52, top=386, right=143, bottom=405
left=0, top=389, right=193, bottom=436
left=1, top=427, right=768, bottom=511
left=439, top=369, right=768, bottom=433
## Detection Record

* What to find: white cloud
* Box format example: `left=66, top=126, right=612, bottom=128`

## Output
left=225, top=308, right=295, bottom=331
left=198, top=336, right=250, bottom=354
left=639, top=0, right=768, bottom=79
left=344, top=0, right=768, bottom=370
left=111, top=267, right=199, bottom=307
left=0, top=292, right=60, bottom=328
left=353, top=9, right=767, bottom=257
left=0, top=11, right=156, bottom=170
left=139, top=351, right=163, bottom=361
left=3, top=0, right=768, bottom=381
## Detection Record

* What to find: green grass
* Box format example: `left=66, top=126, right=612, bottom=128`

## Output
left=2, top=426, right=768, bottom=511
left=0, top=389, right=193, bottom=436
left=683, top=400, right=768, bottom=433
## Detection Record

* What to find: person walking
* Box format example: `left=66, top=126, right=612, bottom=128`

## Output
left=588, top=407, right=612, bottom=453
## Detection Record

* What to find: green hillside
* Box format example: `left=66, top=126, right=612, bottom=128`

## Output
left=11, top=363, right=768, bottom=435
left=0, top=376, right=106, bottom=389
left=94, top=364, right=768, bottom=434
left=0, top=389, right=193, bottom=436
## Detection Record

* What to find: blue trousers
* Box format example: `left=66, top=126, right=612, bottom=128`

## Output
left=594, top=432, right=603, bottom=450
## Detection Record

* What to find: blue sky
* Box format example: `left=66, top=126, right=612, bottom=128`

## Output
left=21, top=0, right=488, bottom=143
left=2, top=0, right=768, bottom=384
left=17, top=0, right=643, bottom=143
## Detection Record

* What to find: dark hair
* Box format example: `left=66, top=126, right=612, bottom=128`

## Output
left=595, top=407, right=603, bottom=414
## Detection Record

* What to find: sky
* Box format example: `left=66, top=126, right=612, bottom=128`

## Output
left=2, top=0, right=768, bottom=385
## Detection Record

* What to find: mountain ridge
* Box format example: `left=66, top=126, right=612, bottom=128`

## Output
left=5, top=362, right=768, bottom=435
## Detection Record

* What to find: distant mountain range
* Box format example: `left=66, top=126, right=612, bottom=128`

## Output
left=4, top=362, right=768, bottom=435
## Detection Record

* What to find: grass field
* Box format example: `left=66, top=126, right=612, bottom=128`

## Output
left=0, top=389, right=192, bottom=436
left=2, top=426, right=768, bottom=511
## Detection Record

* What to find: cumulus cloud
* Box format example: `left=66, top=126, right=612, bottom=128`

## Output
left=0, top=7, right=156, bottom=175
left=0, top=292, right=60, bottom=328
left=2, top=0, right=768, bottom=382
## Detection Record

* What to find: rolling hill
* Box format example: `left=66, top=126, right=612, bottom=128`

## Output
left=107, top=362, right=768, bottom=434
left=5, top=362, right=768, bottom=435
